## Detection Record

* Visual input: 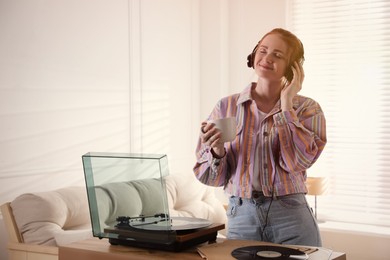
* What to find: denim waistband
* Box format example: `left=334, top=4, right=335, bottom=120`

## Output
left=251, top=190, right=306, bottom=200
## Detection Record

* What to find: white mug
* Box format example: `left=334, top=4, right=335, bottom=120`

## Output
left=208, top=117, right=237, bottom=142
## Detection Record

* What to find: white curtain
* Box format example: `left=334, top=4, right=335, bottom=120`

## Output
left=287, top=0, right=390, bottom=228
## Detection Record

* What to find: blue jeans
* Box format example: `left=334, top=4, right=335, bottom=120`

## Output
left=226, top=192, right=322, bottom=247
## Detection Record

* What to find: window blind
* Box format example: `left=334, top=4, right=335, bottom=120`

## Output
left=287, top=0, right=390, bottom=228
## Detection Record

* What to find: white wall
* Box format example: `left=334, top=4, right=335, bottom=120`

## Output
left=127, top=0, right=200, bottom=175
left=321, top=226, right=390, bottom=260
left=0, top=0, right=131, bottom=199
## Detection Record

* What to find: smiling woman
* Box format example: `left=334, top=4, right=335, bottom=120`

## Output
left=194, top=27, right=326, bottom=247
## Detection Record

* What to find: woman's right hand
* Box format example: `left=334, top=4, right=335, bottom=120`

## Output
left=200, top=121, right=225, bottom=158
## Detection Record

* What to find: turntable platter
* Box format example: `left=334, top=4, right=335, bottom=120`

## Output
left=170, top=217, right=212, bottom=230
left=129, top=216, right=212, bottom=231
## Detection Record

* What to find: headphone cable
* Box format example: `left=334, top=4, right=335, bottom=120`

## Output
left=261, top=172, right=277, bottom=240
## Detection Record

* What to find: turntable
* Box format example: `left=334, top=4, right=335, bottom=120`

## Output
left=82, top=152, right=224, bottom=251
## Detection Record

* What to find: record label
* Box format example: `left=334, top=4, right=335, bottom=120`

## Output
left=231, top=245, right=308, bottom=260
left=257, top=250, right=282, bottom=258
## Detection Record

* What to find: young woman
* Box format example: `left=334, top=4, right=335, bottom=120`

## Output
left=193, top=28, right=326, bottom=246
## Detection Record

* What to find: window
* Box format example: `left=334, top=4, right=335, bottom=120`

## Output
left=287, top=0, right=390, bottom=229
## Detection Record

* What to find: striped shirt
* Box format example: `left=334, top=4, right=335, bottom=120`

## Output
left=193, top=83, right=327, bottom=198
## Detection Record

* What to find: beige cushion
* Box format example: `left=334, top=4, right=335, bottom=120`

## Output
left=165, top=173, right=227, bottom=224
left=11, top=186, right=91, bottom=246
left=95, top=178, right=165, bottom=228
left=54, top=229, right=92, bottom=246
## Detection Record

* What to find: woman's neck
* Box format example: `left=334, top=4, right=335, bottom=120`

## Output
left=251, top=79, right=282, bottom=113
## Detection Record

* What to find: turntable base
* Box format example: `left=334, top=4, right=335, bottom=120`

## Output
left=105, top=223, right=225, bottom=252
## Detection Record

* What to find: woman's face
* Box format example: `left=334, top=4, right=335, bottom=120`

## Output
left=254, top=33, right=289, bottom=81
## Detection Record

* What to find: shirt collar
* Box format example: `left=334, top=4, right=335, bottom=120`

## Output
left=237, top=82, right=300, bottom=113
left=237, top=83, right=255, bottom=105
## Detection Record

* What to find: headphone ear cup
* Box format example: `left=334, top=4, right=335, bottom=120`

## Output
left=247, top=44, right=258, bottom=68
left=247, top=53, right=253, bottom=68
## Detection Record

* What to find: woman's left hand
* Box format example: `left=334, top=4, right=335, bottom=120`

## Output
left=281, top=61, right=304, bottom=111
left=200, top=121, right=225, bottom=158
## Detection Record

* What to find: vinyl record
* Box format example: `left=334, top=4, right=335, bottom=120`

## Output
left=130, top=217, right=212, bottom=231
left=231, top=245, right=308, bottom=260
left=170, top=217, right=212, bottom=230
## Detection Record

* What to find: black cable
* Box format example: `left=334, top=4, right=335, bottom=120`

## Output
left=260, top=199, right=273, bottom=240
left=261, top=173, right=277, bottom=240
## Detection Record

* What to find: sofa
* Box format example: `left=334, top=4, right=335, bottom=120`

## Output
left=1, top=173, right=227, bottom=260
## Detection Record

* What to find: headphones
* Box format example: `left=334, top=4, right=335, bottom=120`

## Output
left=246, top=42, right=303, bottom=82
left=246, top=44, right=258, bottom=68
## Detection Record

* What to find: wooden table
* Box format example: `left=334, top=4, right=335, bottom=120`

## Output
left=59, top=238, right=346, bottom=260
left=59, top=238, right=199, bottom=260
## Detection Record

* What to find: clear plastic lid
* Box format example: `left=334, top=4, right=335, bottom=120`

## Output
left=82, top=152, right=172, bottom=242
